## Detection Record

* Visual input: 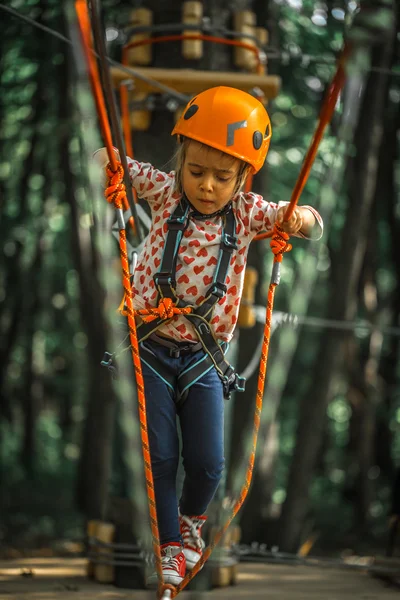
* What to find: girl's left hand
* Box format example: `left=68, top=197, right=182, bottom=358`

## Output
left=276, top=206, right=303, bottom=235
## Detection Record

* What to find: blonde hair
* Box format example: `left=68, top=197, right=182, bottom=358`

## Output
left=173, top=137, right=252, bottom=198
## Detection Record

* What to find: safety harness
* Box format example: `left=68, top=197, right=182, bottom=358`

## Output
left=102, top=196, right=246, bottom=406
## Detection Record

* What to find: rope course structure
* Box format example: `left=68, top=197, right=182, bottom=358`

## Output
left=2, top=2, right=356, bottom=598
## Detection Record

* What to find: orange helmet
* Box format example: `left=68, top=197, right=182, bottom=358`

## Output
left=171, top=86, right=271, bottom=173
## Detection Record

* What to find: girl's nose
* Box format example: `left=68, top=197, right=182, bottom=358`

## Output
left=200, top=174, right=213, bottom=192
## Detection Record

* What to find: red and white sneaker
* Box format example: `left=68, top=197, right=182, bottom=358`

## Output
left=147, top=542, right=186, bottom=587
left=179, top=514, right=207, bottom=570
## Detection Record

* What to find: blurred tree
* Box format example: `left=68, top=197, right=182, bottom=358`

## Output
left=278, top=10, right=398, bottom=552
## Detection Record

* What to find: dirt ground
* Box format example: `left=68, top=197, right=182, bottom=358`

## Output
left=0, top=557, right=399, bottom=600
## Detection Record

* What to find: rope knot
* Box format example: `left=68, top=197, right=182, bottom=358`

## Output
left=135, top=298, right=193, bottom=323
left=270, top=224, right=292, bottom=262
left=105, top=162, right=126, bottom=209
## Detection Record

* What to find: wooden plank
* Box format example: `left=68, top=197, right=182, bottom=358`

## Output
left=111, top=66, right=281, bottom=98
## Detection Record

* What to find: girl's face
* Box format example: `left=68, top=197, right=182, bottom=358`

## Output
left=182, top=141, right=241, bottom=215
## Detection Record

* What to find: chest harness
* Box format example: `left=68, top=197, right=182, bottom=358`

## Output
left=102, top=197, right=246, bottom=407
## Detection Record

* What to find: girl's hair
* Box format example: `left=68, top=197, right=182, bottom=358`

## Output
left=173, top=137, right=252, bottom=198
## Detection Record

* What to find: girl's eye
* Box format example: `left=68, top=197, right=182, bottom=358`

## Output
left=217, top=176, right=229, bottom=182
left=190, top=171, right=202, bottom=177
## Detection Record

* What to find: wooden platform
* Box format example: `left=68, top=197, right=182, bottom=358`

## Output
left=110, top=66, right=281, bottom=99
left=1, top=557, right=399, bottom=599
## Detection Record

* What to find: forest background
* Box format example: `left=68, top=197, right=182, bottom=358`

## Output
left=1, top=0, right=399, bottom=559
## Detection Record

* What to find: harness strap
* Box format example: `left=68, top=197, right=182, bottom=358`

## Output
left=121, top=197, right=246, bottom=398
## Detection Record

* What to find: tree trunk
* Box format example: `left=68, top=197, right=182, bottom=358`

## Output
left=278, top=31, right=396, bottom=553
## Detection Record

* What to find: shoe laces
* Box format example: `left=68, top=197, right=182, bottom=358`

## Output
left=161, top=546, right=183, bottom=571
left=180, top=515, right=203, bottom=550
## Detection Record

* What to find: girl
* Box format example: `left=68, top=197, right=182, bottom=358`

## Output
left=95, top=86, right=323, bottom=585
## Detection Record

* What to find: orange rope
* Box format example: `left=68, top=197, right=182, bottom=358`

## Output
left=135, top=297, right=193, bottom=323
left=254, top=43, right=350, bottom=241
left=125, top=33, right=265, bottom=75
left=74, top=0, right=164, bottom=587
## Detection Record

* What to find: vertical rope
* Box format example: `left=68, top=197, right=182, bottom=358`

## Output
left=74, top=0, right=164, bottom=586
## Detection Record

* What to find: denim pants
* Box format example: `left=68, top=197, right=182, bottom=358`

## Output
left=140, top=339, right=225, bottom=545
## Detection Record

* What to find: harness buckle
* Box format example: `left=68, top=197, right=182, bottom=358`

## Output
left=208, top=281, right=227, bottom=299
left=222, top=232, right=238, bottom=252
left=153, top=272, right=175, bottom=288
left=167, top=214, right=188, bottom=230
left=222, top=368, right=246, bottom=400
left=100, top=352, right=119, bottom=379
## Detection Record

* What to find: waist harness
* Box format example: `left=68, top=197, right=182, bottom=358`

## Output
left=102, top=197, right=246, bottom=405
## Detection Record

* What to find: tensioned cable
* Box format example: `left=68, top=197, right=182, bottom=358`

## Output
left=0, top=3, right=189, bottom=104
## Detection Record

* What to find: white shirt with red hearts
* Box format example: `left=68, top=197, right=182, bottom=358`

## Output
left=127, top=158, right=323, bottom=344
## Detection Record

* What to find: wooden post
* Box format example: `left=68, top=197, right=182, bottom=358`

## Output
left=130, top=90, right=152, bottom=131
left=233, top=11, right=258, bottom=72
left=255, top=27, right=269, bottom=75
left=238, top=267, right=258, bottom=328
left=93, top=521, right=115, bottom=584
left=127, top=8, right=153, bottom=66
left=86, top=519, right=101, bottom=578
left=182, top=1, right=204, bottom=60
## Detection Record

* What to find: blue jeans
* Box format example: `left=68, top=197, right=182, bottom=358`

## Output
left=140, top=340, right=225, bottom=545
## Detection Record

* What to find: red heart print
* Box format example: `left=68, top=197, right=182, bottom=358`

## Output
left=163, top=209, right=170, bottom=219
left=196, top=296, right=205, bottom=305
left=239, top=246, right=246, bottom=255
left=225, top=305, right=233, bottom=314
left=234, top=297, right=240, bottom=305
left=184, top=256, right=195, bottom=265
left=218, top=296, right=226, bottom=305
left=184, top=229, right=194, bottom=237
left=189, top=239, right=200, bottom=247
left=155, top=227, right=162, bottom=237
left=147, top=182, right=154, bottom=191
left=150, top=235, right=156, bottom=244
left=254, top=210, right=264, bottom=222
left=146, top=266, right=152, bottom=276
left=143, top=286, right=148, bottom=293
left=176, top=263, right=182, bottom=272
left=203, top=275, right=213, bottom=285
left=152, top=247, right=157, bottom=256
left=227, top=286, right=237, bottom=295
left=211, top=316, right=220, bottom=324
left=187, top=286, right=198, bottom=296
left=151, top=290, right=157, bottom=300
left=243, top=215, right=249, bottom=227
left=154, top=257, right=161, bottom=268
left=236, top=223, right=242, bottom=235
left=216, top=325, right=226, bottom=333
left=163, top=223, right=168, bottom=234
left=207, top=256, right=218, bottom=266
left=178, top=274, right=189, bottom=284
left=149, top=280, right=154, bottom=288
left=136, top=263, right=144, bottom=271
left=234, top=264, right=244, bottom=274
left=230, top=256, right=236, bottom=265
left=154, top=215, right=161, bottom=224
left=140, top=275, right=145, bottom=284
left=205, top=233, right=216, bottom=242
left=194, top=265, right=204, bottom=274
left=197, top=248, right=208, bottom=257
left=156, top=172, right=165, bottom=182
left=179, top=245, right=187, bottom=253
left=176, top=324, right=186, bottom=334
left=231, top=315, right=237, bottom=325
